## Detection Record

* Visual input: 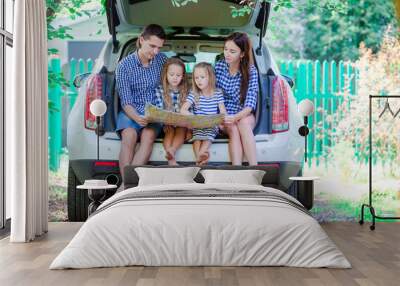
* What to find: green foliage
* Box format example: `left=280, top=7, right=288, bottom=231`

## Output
left=46, top=0, right=106, bottom=112
left=170, top=0, right=350, bottom=17
left=230, top=0, right=348, bottom=17
left=47, top=0, right=95, bottom=41
left=302, top=0, right=398, bottom=61
left=231, top=5, right=252, bottom=18
left=171, top=0, right=198, bottom=7
left=48, top=68, right=70, bottom=89
left=334, top=32, right=400, bottom=172
left=48, top=101, right=60, bottom=114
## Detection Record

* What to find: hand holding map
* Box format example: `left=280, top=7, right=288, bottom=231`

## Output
left=145, top=104, right=224, bottom=129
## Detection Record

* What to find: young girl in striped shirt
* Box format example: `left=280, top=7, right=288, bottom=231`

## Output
left=181, top=62, right=226, bottom=165
left=155, top=58, right=189, bottom=165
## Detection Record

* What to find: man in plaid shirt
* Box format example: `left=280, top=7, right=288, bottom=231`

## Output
left=115, top=24, right=167, bottom=180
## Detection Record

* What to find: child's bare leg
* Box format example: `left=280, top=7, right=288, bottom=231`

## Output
left=166, top=127, right=186, bottom=165
left=171, top=127, right=186, bottom=152
left=163, top=127, right=175, bottom=160
left=185, top=130, right=193, bottom=141
left=198, top=140, right=212, bottom=165
left=193, top=140, right=202, bottom=165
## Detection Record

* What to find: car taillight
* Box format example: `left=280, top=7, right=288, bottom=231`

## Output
left=271, top=76, right=289, bottom=133
left=84, top=74, right=103, bottom=130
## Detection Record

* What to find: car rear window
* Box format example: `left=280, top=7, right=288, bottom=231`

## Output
left=163, top=51, right=221, bottom=73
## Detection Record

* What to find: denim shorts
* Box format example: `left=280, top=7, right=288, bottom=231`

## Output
left=116, top=111, right=162, bottom=137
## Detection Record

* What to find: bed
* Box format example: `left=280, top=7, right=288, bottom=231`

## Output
left=50, top=165, right=351, bottom=269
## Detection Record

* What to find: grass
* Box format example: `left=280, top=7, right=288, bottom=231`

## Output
left=48, top=154, right=68, bottom=222
left=312, top=189, right=400, bottom=222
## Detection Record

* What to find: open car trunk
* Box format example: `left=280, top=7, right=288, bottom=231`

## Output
left=96, top=37, right=279, bottom=139
left=106, top=0, right=271, bottom=52
left=98, top=0, right=276, bottom=137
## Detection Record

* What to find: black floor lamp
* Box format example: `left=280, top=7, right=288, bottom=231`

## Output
left=298, top=99, right=315, bottom=162
left=359, top=95, right=400, bottom=230
left=89, top=99, right=107, bottom=160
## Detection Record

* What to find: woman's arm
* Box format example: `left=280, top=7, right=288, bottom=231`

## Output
left=240, top=65, right=259, bottom=120
left=219, top=102, right=227, bottom=115
left=233, top=106, right=252, bottom=121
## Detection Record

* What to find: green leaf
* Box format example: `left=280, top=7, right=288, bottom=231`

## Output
left=48, top=48, right=59, bottom=55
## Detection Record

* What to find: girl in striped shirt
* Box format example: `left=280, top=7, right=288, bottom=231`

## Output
left=181, top=62, right=227, bottom=165
left=155, top=58, right=190, bottom=165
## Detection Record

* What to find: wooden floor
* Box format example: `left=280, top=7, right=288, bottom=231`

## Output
left=0, top=222, right=399, bottom=286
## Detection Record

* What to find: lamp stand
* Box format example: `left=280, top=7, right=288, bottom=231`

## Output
left=96, top=116, right=100, bottom=160
left=305, top=134, right=308, bottom=163
left=298, top=117, right=309, bottom=163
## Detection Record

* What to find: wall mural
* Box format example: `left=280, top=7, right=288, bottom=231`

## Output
left=46, top=0, right=400, bottom=223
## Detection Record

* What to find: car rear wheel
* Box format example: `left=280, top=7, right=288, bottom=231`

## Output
left=67, top=165, right=89, bottom=222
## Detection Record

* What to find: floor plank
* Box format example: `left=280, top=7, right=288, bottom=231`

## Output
left=0, top=222, right=399, bottom=286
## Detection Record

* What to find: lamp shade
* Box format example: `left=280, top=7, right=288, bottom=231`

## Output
left=298, top=99, right=315, bottom=117
left=90, top=99, right=107, bottom=117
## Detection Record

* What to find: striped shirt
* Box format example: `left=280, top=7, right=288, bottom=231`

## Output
left=186, top=89, right=224, bottom=116
left=186, top=89, right=224, bottom=141
left=215, top=59, right=259, bottom=115
left=115, top=51, right=167, bottom=115
left=154, top=86, right=183, bottom=113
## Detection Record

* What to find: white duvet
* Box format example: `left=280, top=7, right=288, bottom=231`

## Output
left=50, top=183, right=351, bottom=269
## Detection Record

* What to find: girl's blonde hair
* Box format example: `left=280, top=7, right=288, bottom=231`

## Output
left=161, top=58, right=188, bottom=110
left=191, top=62, right=216, bottom=105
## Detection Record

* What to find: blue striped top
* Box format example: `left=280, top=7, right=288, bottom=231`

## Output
left=186, top=89, right=224, bottom=115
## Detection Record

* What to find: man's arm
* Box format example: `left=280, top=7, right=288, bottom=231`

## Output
left=123, top=105, right=148, bottom=127
left=116, top=61, right=147, bottom=126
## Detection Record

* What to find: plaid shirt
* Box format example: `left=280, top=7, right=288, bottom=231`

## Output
left=215, top=59, right=259, bottom=115
left=116, top=51, right=167, bottom=115
left=154, top=86, right=182, bottom=112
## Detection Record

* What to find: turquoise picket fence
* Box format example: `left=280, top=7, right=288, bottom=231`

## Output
left=47, top=58, right=357, bottom=171
left=279, top=60, right=357, bottom=167
left=48, top=57, right=93, bottom=171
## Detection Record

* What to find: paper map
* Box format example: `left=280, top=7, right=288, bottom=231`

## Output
left=145, top=104, right=224, bottom=128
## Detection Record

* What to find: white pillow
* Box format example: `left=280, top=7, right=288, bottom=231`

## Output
left=135, top=167, right=200, bottom=186
left=200, top=169, right=266, bottom=185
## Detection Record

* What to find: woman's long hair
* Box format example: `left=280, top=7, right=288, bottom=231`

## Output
left=191, top=62, right=216, bottom=105
left=225, top=32, right=254, bottom=105
left=160, top=58, right=188, bottom=110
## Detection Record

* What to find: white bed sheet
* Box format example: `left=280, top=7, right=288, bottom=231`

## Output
left=50, top=183, right=351, bottom=269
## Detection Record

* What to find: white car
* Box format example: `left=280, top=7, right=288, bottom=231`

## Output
left=67, top=0, right=304, bottom=221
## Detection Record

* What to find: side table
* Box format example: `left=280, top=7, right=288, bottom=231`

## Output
left=289, top=176, right=319, bottom=210
left=77, top=183, right=117, bottom=216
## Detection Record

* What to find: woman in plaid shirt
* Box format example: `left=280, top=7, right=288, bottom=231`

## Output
left=215, top=32, right=259, bottom=166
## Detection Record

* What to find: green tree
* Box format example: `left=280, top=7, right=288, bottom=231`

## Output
left=46, top=0, right=105, bottom=111
left=302, top=0, right=398, bottom=61
left=168, top=0, right=347, bottom=17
